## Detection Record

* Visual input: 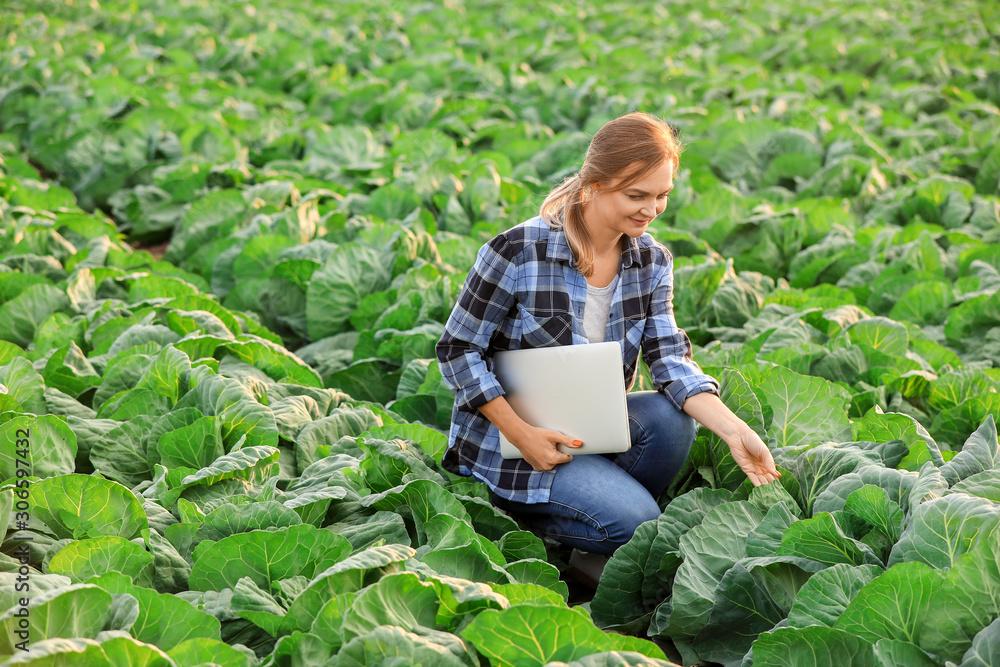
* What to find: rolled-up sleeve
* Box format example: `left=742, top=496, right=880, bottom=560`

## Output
left=436, top=235, right=518, bottom=411
left=641, top=258, right=720, bottom=410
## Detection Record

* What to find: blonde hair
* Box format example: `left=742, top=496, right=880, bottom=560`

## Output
left=539, top=112, right=682, bottom=276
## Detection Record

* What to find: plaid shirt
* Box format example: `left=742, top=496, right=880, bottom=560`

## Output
left=435, top=216, right=719, bottom=503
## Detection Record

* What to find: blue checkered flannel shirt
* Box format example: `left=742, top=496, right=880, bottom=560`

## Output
left=435, top=216, right=719, bottom=503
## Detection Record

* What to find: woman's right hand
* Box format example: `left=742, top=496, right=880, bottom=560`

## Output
left=512, top=426, right=580, bottom=472
left=478, top=396, right=581, bottom=472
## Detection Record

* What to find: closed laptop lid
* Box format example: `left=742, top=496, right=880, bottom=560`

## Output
left=492, top=341, right=631, bottom=459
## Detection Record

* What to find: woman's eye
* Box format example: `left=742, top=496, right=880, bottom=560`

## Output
left=629, top=195, right=643, bottom=201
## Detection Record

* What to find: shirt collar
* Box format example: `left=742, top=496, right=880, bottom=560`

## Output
left=544, top=222, right=576, bottom=264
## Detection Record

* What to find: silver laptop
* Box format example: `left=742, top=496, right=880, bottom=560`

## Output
left=492, top=341, right=631, bottom=459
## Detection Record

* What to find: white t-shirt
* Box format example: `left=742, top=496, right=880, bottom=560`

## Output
left=583, top=279, right=616, bottom=343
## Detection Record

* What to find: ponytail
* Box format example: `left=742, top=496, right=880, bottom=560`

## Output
left=540, top=174, right=598, bottom=277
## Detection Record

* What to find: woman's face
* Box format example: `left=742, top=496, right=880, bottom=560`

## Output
left=584, top=160, right=674, bottom=246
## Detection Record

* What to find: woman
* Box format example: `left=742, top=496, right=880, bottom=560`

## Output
left=435, top=112, right=780, bottom=563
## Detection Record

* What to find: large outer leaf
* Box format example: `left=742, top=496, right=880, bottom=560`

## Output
left=135, top=346, right=191, bottom=405
left=0, top=584, right=112, bottom=654
left=888, top=493, right=1000, bottom=570
left=193, top=500, right=303, bottom=542
left=751, top=625, right=877, bottom=667
left=0, top=283, right=69, bottom=347
left=955, top=617, right=1000, bottom=667
left=0, top=414, right=77, bottom=480
left=0, top=356, right=47, bottom=414
left=656, top=501, right=763, bottom=640
left=940, top=416, right=1000, bottom=486
left=463, top=605, right=635, bottom=667
left=421, top=513, right=505, bottom=561
left=693, top=556, right=826, bottom=664
left=592, top=488, right=732, bottom=632
left=778, top=512, right=882, bottom=567
left=786, top=563, right=883, bottom=628
left=285, top=544, right=416, bottom=632
left=28, top=474, right=148, bottom=541
left=503, top=559, right=568, bottom=599
left=158, top=445, right=281, bottom=508
left=455, top=494, right=520, bottom=541
left=306, top=242, right=392, bottom=340
left=88, top=571, right=221, bottom=651
left=916, top=533, right=1000, bottom=662
left=363, top=423, right=449, bottom=463
left=949, top=471, right=1000, bottom=503
left=927, top=369, right=994, bottom=415
left=843, top=317, right=909, bottom=356
left=835, top=561, right=944, bottom=644
left=814, top=465, right=919, bottom=517
left=889, top=280, right=955, bottom=325
left=361, top=478, right=469, bottom=543
left=164, top=637, right=257, bottom=667
left=738, top=363, right=852, bottom=451
left=334, top=625, right=474, bottom=667
left=325, top=510, right=410, bottom=553
left=0, top=572, right=72, bottom=620
left=852, top=407, right=944, bottom=468
left=421, top=541, right=512, bottom=585
left=536, top=651, right=678, bottom=667
left=220, top=336, right=322, bottom=387
left=339, top=572, right=441, bottom=642
left=47, top=535, right=154, bottom=586
left=188, top=524, right=351, bottom=592
left=154, top=414, right=225, bottom=471
left=871, top=639, right=938, bottom=667
left=176, top=372, right=278, bottom=452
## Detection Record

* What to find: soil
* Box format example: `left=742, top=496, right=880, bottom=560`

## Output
left=130, top=240, right=169, bottom=261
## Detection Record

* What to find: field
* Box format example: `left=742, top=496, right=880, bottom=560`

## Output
left=1, top=0, right=1000, bottom=665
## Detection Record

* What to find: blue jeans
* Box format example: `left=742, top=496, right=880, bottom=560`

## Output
left=491, top=391, right=696, bottom=556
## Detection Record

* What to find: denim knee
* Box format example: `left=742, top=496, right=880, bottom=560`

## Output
left=604, top=493, right=662, bottom=545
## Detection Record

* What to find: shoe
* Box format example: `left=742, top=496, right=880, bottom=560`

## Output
left=567, top=548, right=610, bottom=590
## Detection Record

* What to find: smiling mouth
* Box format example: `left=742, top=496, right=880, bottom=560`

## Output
left=629, top=217, right=650, bottom=225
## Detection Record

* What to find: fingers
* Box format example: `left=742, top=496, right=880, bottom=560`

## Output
left=742, top=458, right=781, bottom=486
left=547, top=430, right=580, bottom=448
left=529, top=450, right=573, bottom=472
left=731, top=432, right=782, bottom=486
left=525, top=431, right=578, bottom=472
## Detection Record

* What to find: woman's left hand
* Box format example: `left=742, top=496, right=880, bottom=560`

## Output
left=726, top=424, right=781, bottom=486
left=682, top=392, right=781, bottom=487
